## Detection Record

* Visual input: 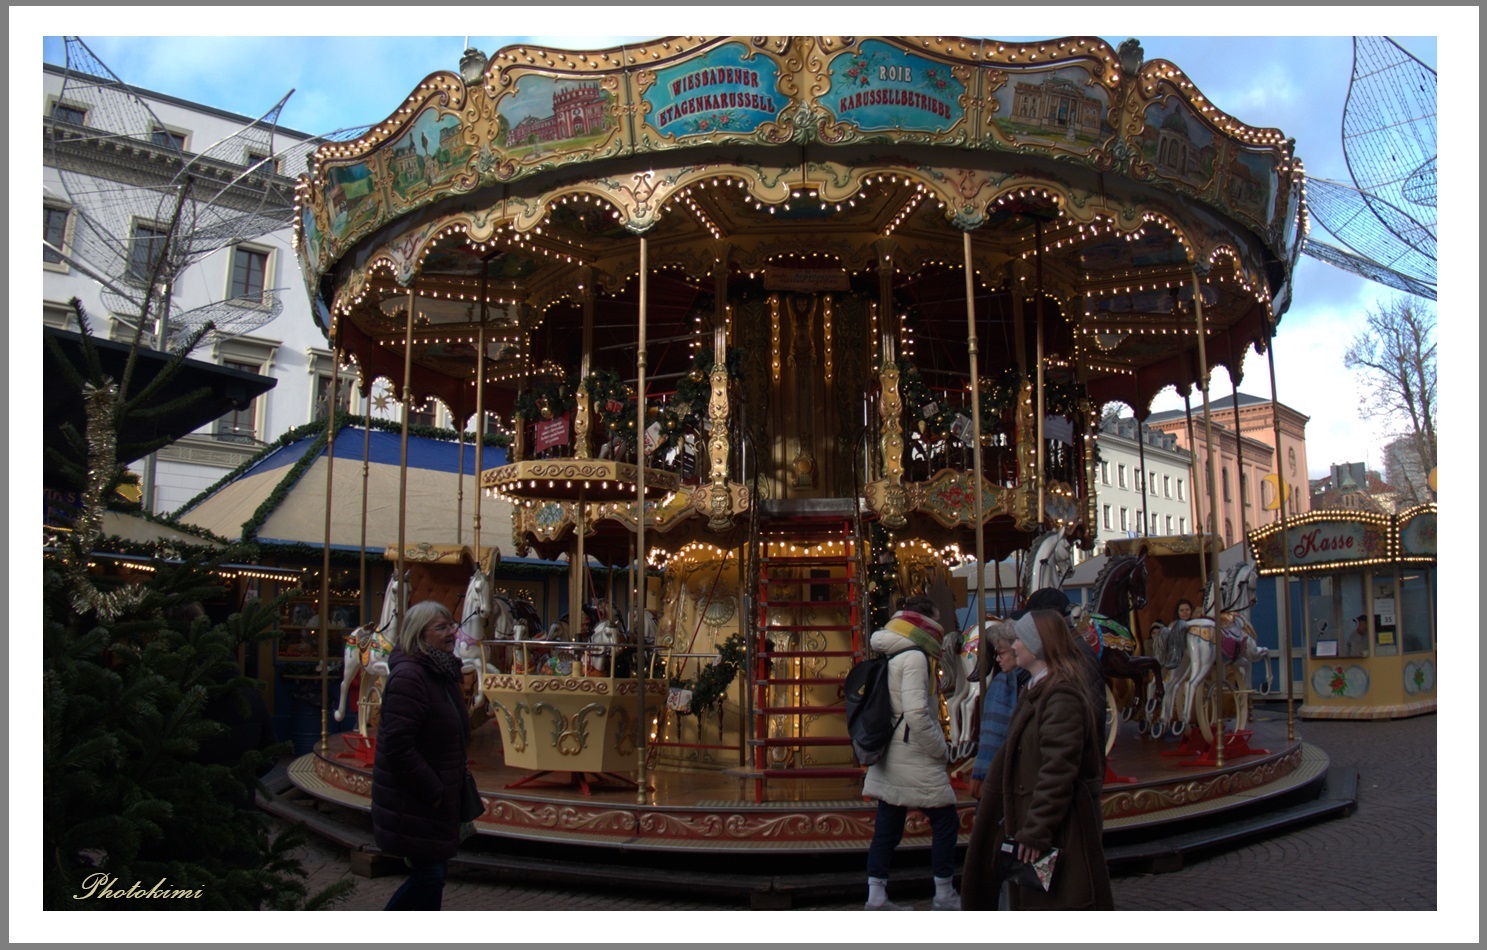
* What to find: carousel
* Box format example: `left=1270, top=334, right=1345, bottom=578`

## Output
left=283, top=35, right=1325, bottom=855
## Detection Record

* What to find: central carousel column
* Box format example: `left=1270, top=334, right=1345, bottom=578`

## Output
left=570, top=270, right=596, bottom=640
left=706, top=251, right=733, bottom=532
left=1192, top=267, right=1226, bottom=766
left=876, top=239, right=907, bottom=529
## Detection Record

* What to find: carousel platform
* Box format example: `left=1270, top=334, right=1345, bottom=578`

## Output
left=278, top=707, right=1343, bottom=881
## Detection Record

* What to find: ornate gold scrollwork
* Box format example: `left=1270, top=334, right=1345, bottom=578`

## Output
left=878, top=354, right=907, bottom=529
left=532, top=701, right=606, bottom=756
left=489, top=699, right=530, bottom=753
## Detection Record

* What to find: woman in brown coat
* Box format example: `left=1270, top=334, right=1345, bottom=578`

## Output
left=960, top=609, right=1113, bottom=911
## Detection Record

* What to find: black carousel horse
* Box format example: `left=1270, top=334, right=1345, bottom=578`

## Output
left=1078, top=554, right=1165, bottom=728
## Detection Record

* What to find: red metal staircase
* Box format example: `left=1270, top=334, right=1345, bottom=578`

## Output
left=745, top=501, right=867, bottom=802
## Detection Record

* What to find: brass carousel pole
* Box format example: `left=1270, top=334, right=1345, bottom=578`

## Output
left=396, top=287, right=416, bottom=635
left=359, top=380, right=371, bottom=640
left=473, top=259, right=488, bottom=556
left=963, top=230, right=988, bottom=632
left=1137, top=414, right=1149, bottom=537
left=1192, top=270, right=1225, bottom=766
left=635, top=236, right=650, bottom=802
left=1034, top=220, right=1046, bottom=527
left=1263, top=316, right=1298, bottom=742
left=318, top=324, right=343, bottom=749
left=1183, top=391, right=1208, bottom=595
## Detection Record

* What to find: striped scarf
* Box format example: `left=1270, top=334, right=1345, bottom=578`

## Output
left=881, top=610, right=944, bottom=658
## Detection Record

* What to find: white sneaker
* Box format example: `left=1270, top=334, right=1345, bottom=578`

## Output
left=864, top=899, right=911, bottom=910
left=931, top=893, right=960, bottom=911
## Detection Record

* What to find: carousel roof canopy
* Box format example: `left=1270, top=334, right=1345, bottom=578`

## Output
left=175, top=424, right=511, bottom=552
left=293, top=35, right=1305, bottom=421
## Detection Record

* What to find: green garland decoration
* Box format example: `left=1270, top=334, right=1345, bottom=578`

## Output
left=669, top=632, right=745, bottom=718
left=512, top=374, right=578, bottom=422
left=582, top=368, right=638, bottom=450
left=888, top=359, right=1022, bottom=442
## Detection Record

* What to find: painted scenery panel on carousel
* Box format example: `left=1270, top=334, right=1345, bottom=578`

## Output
left=497, top=75, right=621, bottom=165
left=322, top=160, right=380, bottom=252
left=300, top=206, right=324, bottom=276
left=985, top=65, right=1112, bottom=152
left=825, top=40, right=965, bottom=136
left=641, top=42, right=783, bottom=141
left=1138, top=99, right=1218, bottom=193
left=1223, top=149, right=1279, bottom=232
left=386, top=108, right=477, bottom=205
left=1399, top=510, right=1436, bottom=561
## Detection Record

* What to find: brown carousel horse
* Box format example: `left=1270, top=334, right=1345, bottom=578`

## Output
left=1072, top=554, right=1165, bottom=733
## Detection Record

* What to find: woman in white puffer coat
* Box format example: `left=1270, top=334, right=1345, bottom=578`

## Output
left=862, top=595, right=960, bottom=911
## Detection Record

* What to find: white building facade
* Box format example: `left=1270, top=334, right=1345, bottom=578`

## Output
left=1092, top=416, right=1195, bottom=548
left=42, top=64, right=475, bottom=517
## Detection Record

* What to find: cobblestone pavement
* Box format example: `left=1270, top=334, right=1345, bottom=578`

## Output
left=284, top=710, right=1439, bottom=915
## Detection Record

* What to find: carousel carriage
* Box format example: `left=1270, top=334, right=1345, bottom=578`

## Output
left=285, top=34, right=1313, bottom=847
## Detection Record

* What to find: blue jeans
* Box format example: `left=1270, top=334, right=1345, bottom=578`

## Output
left=384, top=860, right=447, bottom=910
left=866, top=801, right=959, bottom=880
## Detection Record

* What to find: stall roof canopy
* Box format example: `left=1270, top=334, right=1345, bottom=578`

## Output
left=175, top=425, right=513, bottom=553
left=44, top=326, right=276, bottom=489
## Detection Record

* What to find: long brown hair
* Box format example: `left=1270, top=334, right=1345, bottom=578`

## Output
left=1028, top=609, right=1097, bottom=713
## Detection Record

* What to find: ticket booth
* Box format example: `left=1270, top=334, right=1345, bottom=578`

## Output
left=1248, top=505, right=1436, bottom=720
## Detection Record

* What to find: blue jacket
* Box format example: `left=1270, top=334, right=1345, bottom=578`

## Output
left=971, top=666, right=1028, bottom=781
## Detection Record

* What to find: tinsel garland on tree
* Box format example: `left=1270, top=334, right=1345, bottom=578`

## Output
left=668, top=632, right=745, bottom=719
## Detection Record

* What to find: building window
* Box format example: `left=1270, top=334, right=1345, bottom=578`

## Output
left=1179, top=517, right=1186, bottom=533
left=1102, top=504, right=1111, bottom=530
left=229, top=245, right=269, bottom=303
left=127, top=221, right=170, bottom=282
left=313, top=373, right=353, bottom=421
left=1165, top=515, right=1174, bottom=534
left=151, top=126, right=187, bottom=150
left=1163, top=475, right=1172, bottom=498
left=1100, top=461, right=1110, bottom=485
left=44, top=302, right=76, bottom=331
left=1118, top=464, right=1127, bottom=489
left=216, top=360, right=263, bottom=442
left=50, top=101, right=87, bottom=125
left=1119, top=508, right=1128, bottom=531
left=1241, top=471, right=1251, bottom=506
left=44, top=204, right=71, bottom=266
left=1222, top=468, right=1231, bottom=501
left=1224, top=518, right=1234, bottom=544
left=245, top=150, right=281, bottom=174
left=1177, top=478, right=1185, bottom=501
left=1135, top=467, right=1144, bottom=492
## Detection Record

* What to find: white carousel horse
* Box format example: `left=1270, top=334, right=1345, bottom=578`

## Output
left=456, top=568, right=496, bottom=677
left=1153, top=562, right=1270, bottom=737
left=586, top=617, right=623, bottom=677
left=334, top=571, right=405, bottom=723
left=1019, top=524, right=1078, bottom=602
left=585, top=610, right=660, bottom=678
left=943, top=622, right=983, bottom=763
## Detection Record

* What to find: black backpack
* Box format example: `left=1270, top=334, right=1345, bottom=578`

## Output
left=845, top=649, right=922, bottom=766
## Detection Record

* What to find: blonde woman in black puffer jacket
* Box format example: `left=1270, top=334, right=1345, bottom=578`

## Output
left=371, top=600, right=470, bottom=911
